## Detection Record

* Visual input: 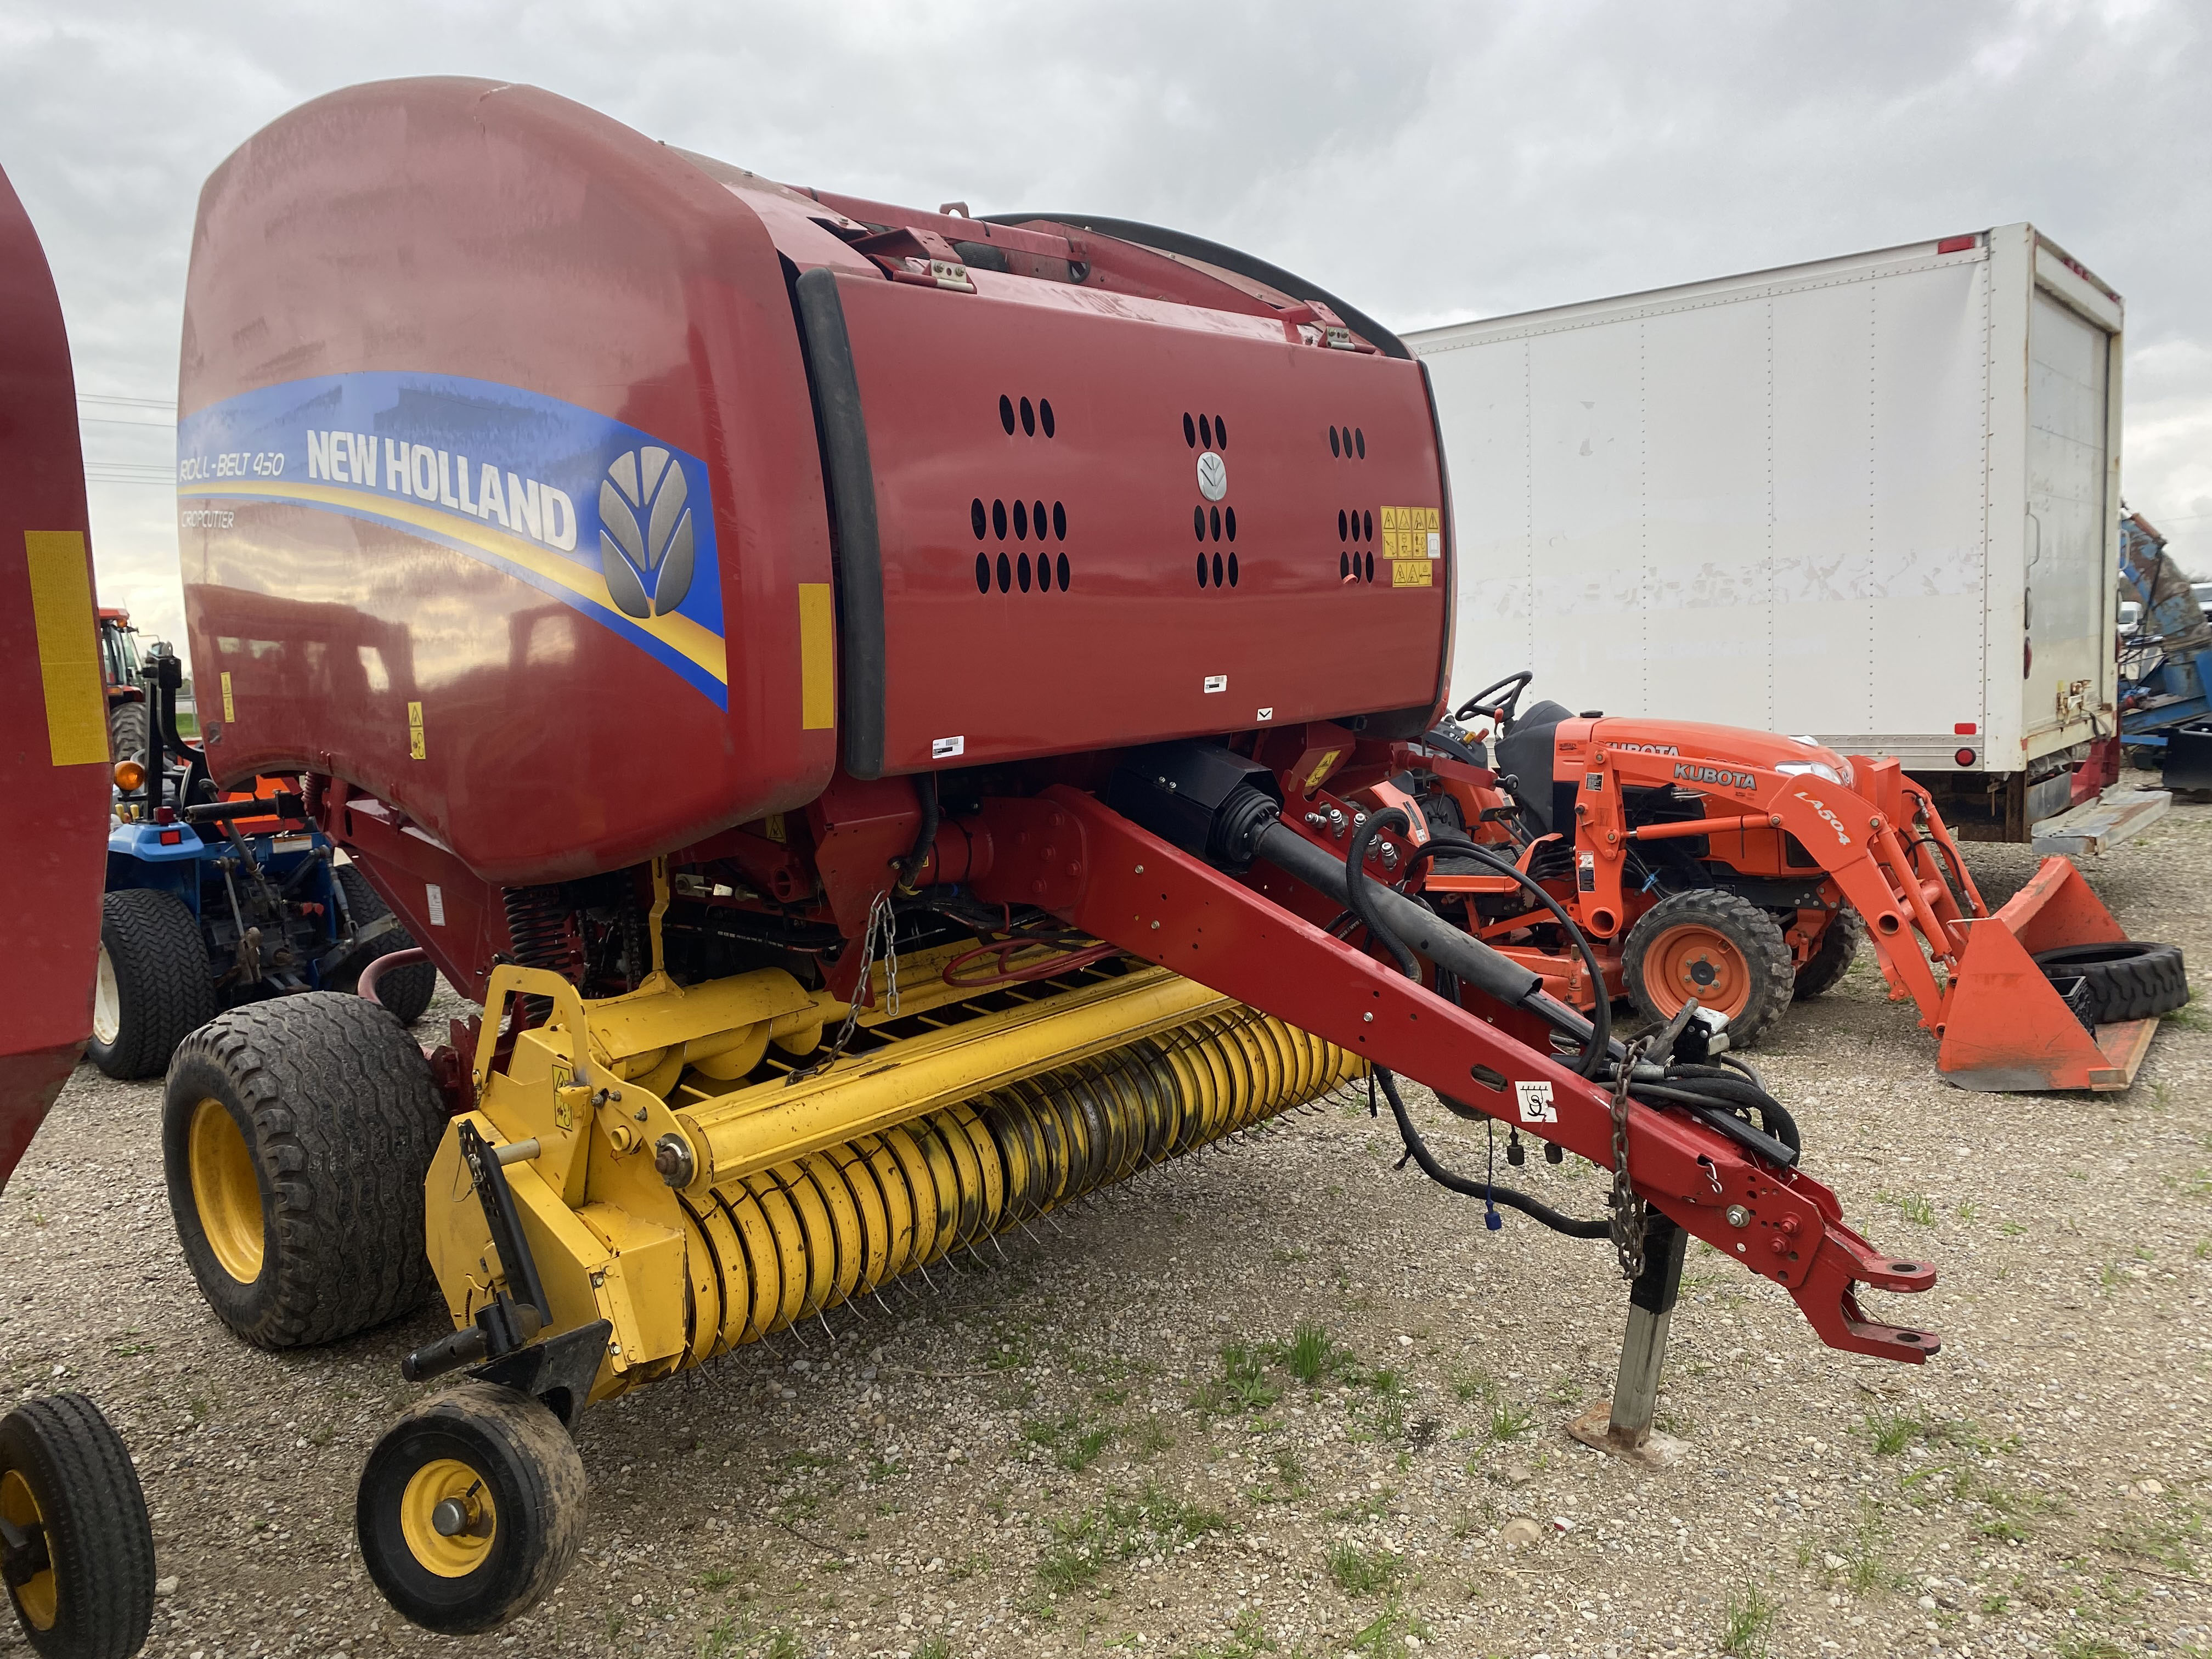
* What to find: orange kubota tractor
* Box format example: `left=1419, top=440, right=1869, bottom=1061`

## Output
left=1, top=161, right=158, bottom=1659
left=1409, top=672, right=2187, bottom=1088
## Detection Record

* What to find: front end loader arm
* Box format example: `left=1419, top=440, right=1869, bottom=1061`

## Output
left=970, top=786, right=1939, bottom=1364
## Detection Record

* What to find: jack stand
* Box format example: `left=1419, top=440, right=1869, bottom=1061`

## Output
left=1568, top=1211, right=1690, bottom=1470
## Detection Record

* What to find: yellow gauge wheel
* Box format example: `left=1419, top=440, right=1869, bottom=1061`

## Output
left=399, top=1457, right=499, bottom=1578
left=187, top=1097, right=266, bottom=1284
left=0, top=1466, right=55, bottom=1631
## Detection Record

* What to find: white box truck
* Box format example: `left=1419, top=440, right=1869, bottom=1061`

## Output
left=1410, top=224, right=2162, bottom=846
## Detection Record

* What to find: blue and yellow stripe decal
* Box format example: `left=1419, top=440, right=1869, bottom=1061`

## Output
left=177, top=371, right=729, bottom=708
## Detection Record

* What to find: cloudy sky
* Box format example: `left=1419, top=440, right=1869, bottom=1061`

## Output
left=4, top=0, right=2207, bottom=648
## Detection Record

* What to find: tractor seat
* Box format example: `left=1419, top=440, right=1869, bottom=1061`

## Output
left=1491, top=700, right=1575, bottom=834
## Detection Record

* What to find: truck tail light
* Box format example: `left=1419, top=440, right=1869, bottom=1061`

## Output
left=1936, top=234, right=1978, bottom=254
left=1953, top=722, right=1977, bottom=735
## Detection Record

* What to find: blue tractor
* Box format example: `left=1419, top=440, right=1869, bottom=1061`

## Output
left=92, top=643, right=436, bottom=1078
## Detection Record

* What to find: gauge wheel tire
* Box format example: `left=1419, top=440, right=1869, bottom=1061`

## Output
left=87, top=889, right=217, bottom=1080
left=332, top=866, right=438, bottom=1025
left=2029, top=940, right=2189, bottom=1024
left=1793, top=910, right=1863, bottom=1001
left=0, top=1393, right=156, bottom=1659
left=162, top=992, right=446, bottom=1349
left=1623, top=889, right=1795, bottom=1049
left=105, top=701, right=148, bottom=768
left=357, top=1383, right=586, bottom=1635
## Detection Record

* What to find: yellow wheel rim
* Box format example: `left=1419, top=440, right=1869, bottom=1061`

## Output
left=188, top=1098, right=266, bottom=1284
left=399, top=1457, right=498, bottom=1578
left=1, top=1468, right=57, bottom=1632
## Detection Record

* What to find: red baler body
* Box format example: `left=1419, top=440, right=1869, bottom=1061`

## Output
left=179, top=79, right=1450, bottom=887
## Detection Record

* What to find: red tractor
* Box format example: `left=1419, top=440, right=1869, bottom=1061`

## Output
left=156, top=79, right=1943, bottom=1633
left=1410, top=671, right=2185, bottom=1082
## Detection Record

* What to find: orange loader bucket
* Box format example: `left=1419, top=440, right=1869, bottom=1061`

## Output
left=0, top=162, right=112, bottom=1194
left=1936, top=857, right=2162, bottom=1092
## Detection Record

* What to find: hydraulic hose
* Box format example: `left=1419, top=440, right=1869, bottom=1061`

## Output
left=1345, top=808, right=1421, bottom=981
left=1374, top=1069, right=1609, bottom=1239
left=1404, top=832, right=1613, bottom=1079
left=1256, top=820, right=1542, bottom=1009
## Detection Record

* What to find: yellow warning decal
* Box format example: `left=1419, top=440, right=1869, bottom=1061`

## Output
left=1392, top=559, right=1434, bottom=588
left=1380, top=506, right=1442, bottom=564
left=798, top=583, right=835, bottom=731
left=1303, top=748, right=1342, bottom=791
left=407, top=700, right=426, bottom=760
left=220, top=670, right=236, bottom=723
left=23, top=531, right=108, bottom=766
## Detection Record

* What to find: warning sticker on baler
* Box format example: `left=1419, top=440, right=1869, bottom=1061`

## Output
left=1514, top=1080, right=1556, bottom=1124
left=1380, top=505, right=1442, bottom=566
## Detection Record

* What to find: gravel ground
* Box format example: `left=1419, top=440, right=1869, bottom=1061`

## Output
left=5, top=777, right=2209, bottom=1659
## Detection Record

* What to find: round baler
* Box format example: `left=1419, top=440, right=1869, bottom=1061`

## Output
left=170, top=78, right=1942, bottom=1633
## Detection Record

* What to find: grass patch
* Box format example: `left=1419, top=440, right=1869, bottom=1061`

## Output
left=913, top=1638, right=954, bottom=1659
left=1487, top=1403, right=1534, bottom=1443
left=1022, top=1413, right=1113, bottom=1472
left=1035, top=1485, right=1225, bottom=1594
left=1866, top=1412, right=1984, bottom=1457
left=1327, top=1543, right=1403, bottom=1597
left=1190, top=1344, right=1283, bottom=1415
left=1718, top=1580, right=1781, bottom=1656
left=1283, top=1321, right=1345, bottom=1385
left=1450, top=1366, right=1497, bottom=1403
left=1176, top=1608, right=1277, bottom=1658
left=1348, top=1600, right=1430, bottom=1655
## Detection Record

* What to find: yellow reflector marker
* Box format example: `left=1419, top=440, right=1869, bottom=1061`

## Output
left=220, top=669, right=235, bottom=723
left=24, top=530, right=108, bottom=766
left=798, top=583, right=834, bottom=731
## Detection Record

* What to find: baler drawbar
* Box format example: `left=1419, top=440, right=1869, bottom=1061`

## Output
left=162, top=77, right=1938, bottom=1633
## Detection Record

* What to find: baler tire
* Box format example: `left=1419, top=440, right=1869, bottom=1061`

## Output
left=334, top=866, right=438, bottom=1026
left=105, top=701, right=148, bottom=768
left=0, top=1392, right=156, bottom=1659
left=2029, top=940, right=2189, bottom=1024
left=87, top=888, right=217, bottom=1080
left=1793, top=910, right=1862, bottom=1001
left=162, top=992, right=446, bottom=1349
left=356, top=1383, right=586, bottom=1635
left=1623, top=889, right=1795, bottom=1049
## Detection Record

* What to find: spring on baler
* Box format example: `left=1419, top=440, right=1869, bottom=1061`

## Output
left=668, top=1008, right=1362, bottom=1364
left=502, top=885, right=578, bottom=1024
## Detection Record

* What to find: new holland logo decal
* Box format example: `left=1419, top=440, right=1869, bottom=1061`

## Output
left=600, top=446, right=696, bottom=619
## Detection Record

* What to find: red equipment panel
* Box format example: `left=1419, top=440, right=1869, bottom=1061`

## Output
left=811, top=272, right=1452, bottom=776
left=177, top=78, right=837, bottom=887
left=0, top=163, right=110, bottom=1193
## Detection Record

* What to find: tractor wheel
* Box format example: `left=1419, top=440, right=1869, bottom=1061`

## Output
left=1623, top=889, right=1795, bottom=1048
left=2029, top=940, right=2189, bottom=1024
left=87, top=889, right=217, bottom=1080
left=333, top=865, right=438, bottom=1025
left=105, top=701, right=148, bottom=766
left=162, top=991, right=445, bottom=1348
left=357, top=1382, right=586, bottom=1635
left=0, top=1393, right=156, bottom=1659
left=1793, top=910, right=1862, bottom=1001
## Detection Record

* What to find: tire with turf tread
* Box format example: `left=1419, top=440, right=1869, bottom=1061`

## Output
left=105, top=701, right=147, bottom=768
left=88, top=888, right=217, bottom=1080
left=1622, top=888, right=1795, bottom=1048
left=162, top=991, right=446, bottom=1348
left=357, top=1381, right=586, bottom=1634
left=2028, top=939, right=2188, bottom=1024
left=0, top=1392, right=156, bottom=1659
left=1793, top=910, right=1862, bottom=1001
left=332, top=865, right=437, bottom=1025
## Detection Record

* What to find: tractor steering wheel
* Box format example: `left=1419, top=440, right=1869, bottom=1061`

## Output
left=1452, top=670, right=1534, bottom=734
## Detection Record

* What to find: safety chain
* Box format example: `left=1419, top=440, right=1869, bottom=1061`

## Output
left=785, top=891, right=899, bottom=1086
left=1608, top=1036, right=1652, bottom=1280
